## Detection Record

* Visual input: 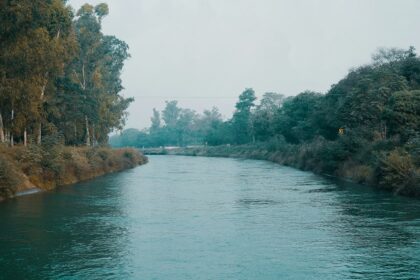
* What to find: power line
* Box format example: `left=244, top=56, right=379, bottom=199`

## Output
left=134, top=96, right=238, bottom=99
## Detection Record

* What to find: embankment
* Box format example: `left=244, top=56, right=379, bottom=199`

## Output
left=143, top=143, right=419, bottom=197
left=0, top=145, right=147, bottom=201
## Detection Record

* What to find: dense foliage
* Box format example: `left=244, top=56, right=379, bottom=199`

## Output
left=0, top=1, right=132, bottom=146
left=113, top=47, right=419, bottom=195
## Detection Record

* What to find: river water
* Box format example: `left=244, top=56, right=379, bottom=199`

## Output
left=0, top=155, right=419, bottom=279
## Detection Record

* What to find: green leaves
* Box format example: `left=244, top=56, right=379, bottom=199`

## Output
left=94, top=3, right=109, bottom=21
left=0, top=1, right=131, bottom=146
left=232, top=88, right=256, bottom=144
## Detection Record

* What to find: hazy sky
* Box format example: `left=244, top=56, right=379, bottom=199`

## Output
left=69, top=0, right=420, bottom=129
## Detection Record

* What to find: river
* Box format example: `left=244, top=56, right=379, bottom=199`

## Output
left=0, top=155, right=419, bottom=279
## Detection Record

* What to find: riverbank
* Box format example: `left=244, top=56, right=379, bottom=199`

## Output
left=142, top=143, right=420, bottom=197
left=0, top=145, right=147, bottom=201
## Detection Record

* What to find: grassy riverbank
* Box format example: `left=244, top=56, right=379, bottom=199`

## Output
left=144, top=141, right=420, bottom=197
left=0, top=145, right=147, bottom=201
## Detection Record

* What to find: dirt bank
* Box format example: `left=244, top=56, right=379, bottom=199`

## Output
left=0, top=145, right=148, bottom=201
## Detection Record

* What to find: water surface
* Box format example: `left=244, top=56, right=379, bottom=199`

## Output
left=0, top=155, right=419, bottom=279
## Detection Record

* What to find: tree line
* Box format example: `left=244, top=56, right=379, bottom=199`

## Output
left=112, top=47, right=419, bottom=150
left=0, top=1, right=132, bottom=146
left=112, top=47, right=419, bottom=194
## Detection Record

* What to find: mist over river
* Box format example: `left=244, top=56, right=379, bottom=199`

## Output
left=0, top=156, right=419, bottom=279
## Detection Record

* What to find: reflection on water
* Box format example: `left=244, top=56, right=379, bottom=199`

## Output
left=0, top=155, right=419, bottom=279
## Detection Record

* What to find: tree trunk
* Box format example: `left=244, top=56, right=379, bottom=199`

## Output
left=92, top=124, right=96, bottom=147
left=5, top=129, right=9, bottom=144
left=383, top=123, right=387, bottom=139
left=82, top=64, right=86, bottom=90
left=85, top=115, right=90, bottom=146
left=10, top=109, right=14, bottom=147
left=379, top=121, right=387, bottom=140
left=37, top=123, right=42, bottom=145
left=38, top=79, right=47, bottom=145
left=0, top=112, right=4, bottom=143
left=24, top=128, right=27, bottom=147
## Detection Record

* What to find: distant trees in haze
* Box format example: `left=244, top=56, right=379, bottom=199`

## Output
left=111, top=101, right=226, bottom=147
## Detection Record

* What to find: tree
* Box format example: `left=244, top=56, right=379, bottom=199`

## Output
left=61, top=3, right=132, bottom=145
left=204, top=121, right=234, bottom=146
left=150, top=108, right=161, bottom=132
left=176, top=109, right=198, bottom=146
left=372, top=47, right=416, bottom=66
left=0, top=2, right=132, bottom=147
left=252, top=92, right=284, bottom=141
left=232, top=88, right=256, bottom=144
left=94, top=3, right=109, bottom=23
left=384, top=90, right=420, bottom=141
left=274, top=91, right=323, bottom=143
left=120, top=128, right=140, bottom=147
left=195, top=107, right=222, bottom=140
left=162, top=101, right=181, bottom=127
left=0, top=0, right=76, bottom=145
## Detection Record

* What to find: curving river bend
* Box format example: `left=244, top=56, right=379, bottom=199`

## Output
left=0, top=155, right=419, bottom=279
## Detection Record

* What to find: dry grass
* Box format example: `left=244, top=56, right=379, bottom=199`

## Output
left=377, top=149, right=420, bottom=196
left=0, top=145, right=147, bottom=200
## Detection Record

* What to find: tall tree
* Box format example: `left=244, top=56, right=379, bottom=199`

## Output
left=232, top=88, right=256, bottom=144
left=60, top=3, right=132, bottom=145
left=274, top=91, right=323, bottom=143
left=252, top=92, right=284, bottom=141
left=150, top=108, right=161, bottom=132
left=0, top=0, right=75, bottom=144
left=162, top=101, right=181, bottom=127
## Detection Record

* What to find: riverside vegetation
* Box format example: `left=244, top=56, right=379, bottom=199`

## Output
left=112, top=48, right=420, bottom=197
left=0, top=2, right=147, bottom=200
left=0, top=142, right=146, bottom=200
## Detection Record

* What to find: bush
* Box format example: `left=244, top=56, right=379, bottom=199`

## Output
left=123, top=150, right=134, bottom=160
left=0, top=155, right=25, bottom=198
left=266, top=136, right=288, bottom=152
left=377, top=149, right=420, bottom=195
left=41, top=146, right=64, bottom=176
left=98, top=149, right=110, bottom=160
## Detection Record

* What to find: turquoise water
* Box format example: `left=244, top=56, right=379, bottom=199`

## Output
left=0, top=155, right=419, bottom=279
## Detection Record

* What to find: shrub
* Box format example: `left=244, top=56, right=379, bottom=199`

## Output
left=377, top=149, right=420, bottom=196
left=41, top=146, right=64, bottom=177
left=63, top=150, right=73, bottom=160
left=0, top=155, right=25, bottom=198
left=123, top=150, right=134, bottom=160
left=266, top=135, right=288, bottom=152
left=98, top=149, right=110, bottom=160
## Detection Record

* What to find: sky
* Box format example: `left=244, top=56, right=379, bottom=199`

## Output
left=69, top=0, right=420, bottom=129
